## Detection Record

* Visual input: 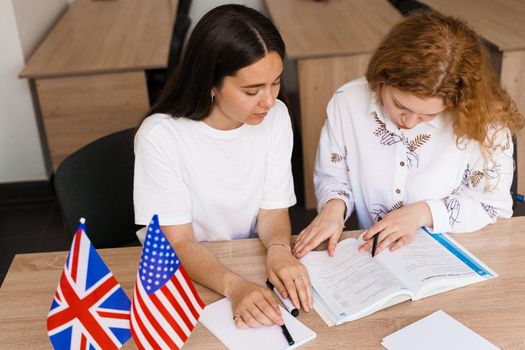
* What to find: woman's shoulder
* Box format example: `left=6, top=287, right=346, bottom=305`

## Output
left=485, top=124, right=512, bottom=148
left=137, top=113, right=190, bottom=140
left=330, top=77, right=373, bottom=107
left=335, top=76, right=370, bottom=94
left=264, top=99, right=292, bottom=126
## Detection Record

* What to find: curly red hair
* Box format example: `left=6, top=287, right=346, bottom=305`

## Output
left=366, top=11, right=524, bottom=149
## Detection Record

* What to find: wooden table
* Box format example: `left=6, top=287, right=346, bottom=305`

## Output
left=1, top=217, right=524, bottom=349
left=265, top=0, right=402, bottom=208
left=19, top=0, right=178, bottom=169
left=418, top=0, right=525, bottom=194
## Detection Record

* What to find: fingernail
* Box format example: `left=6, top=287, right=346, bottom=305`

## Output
left=279, top=319, right=284, bottom=325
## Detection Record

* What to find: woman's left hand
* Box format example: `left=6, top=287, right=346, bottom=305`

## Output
left=359, top=202, right=432, bottom=254
left=265, top=245, right=313, bottom=312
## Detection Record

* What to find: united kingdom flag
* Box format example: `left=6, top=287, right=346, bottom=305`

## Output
left=47, top=218, right=132, bottom=350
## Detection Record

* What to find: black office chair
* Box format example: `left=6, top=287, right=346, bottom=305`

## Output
left=147, top=10, right=192, bottom=105
left=511, top=136, right=519, bottom=210
left=54, top=128, right=140, bottom=248
left=177, top=0, right=192, bottom=15
left=388, top=0, right=431, bottom=16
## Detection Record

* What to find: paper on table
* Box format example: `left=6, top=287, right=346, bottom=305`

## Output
left=382, top=310, right=500, bottom=350
left=199, top=298, right=316, bottom=350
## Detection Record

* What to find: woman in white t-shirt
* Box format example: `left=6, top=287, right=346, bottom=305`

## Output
left=134, top=5, right=312, bottom=329
left=292, top=12, right=524, bottom=258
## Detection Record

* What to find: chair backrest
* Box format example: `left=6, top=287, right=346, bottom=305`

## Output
left=54, top=128, right=140, bottom=248
left=166, top=12, right=192, bottom=76
left=177, top=0, right=192, bottom=15
left=389, top=0, right=431, bottom=16
left=511, top=136, right=518, bottom=210
left=146, top=12, right=192, bottom=105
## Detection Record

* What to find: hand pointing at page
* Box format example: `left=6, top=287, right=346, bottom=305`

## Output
left=293, top=199, right=346, bottom=258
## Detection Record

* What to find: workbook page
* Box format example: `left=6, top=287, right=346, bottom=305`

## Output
left=301, top=238, right=411, bottom=319
left=376, top=230, right=489, bottom=298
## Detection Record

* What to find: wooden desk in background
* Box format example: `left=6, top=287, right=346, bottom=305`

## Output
left=1, top=217, right=524, bottom=349
left=19, top=0, right=178, bottom=169
left=265, top=0, right=402, bottom=209
left=418, top=0, right=525, bottom=195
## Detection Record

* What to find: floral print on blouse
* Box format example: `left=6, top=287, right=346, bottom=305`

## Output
left=314, top=77, right=513, bottom=233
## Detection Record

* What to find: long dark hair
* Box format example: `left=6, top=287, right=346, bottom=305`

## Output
left=146, top=4, right=286, bottom=121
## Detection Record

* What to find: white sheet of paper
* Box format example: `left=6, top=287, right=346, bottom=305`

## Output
left=199, top=298, right=316, bottom=350
left=382, top=310, right=500, bottom=350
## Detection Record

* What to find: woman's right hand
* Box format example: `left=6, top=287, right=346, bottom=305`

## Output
left=227, top=277, right=284, bottom=329
left=292, top=199, right=346, bottom=258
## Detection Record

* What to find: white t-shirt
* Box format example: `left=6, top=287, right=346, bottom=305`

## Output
left=315, top=77, right=513, bottom=233
left=134, top=100, right=296, bottom=241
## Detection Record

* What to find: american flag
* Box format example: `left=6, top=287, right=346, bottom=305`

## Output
left=47, top=219, right=132, bottom=350
left=130, top=215, right=206, bottom=349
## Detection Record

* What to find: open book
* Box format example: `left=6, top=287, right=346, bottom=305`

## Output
left=300, top=228, right=496, bottom=326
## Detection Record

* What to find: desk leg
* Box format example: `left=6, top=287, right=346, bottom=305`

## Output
left=298, top=54, right=371, bottom=209
left=36, top=71, right=149, bottom=170
left=501, top=50, right=525, bottom=194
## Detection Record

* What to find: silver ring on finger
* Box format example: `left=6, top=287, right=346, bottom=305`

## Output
left=233, top=314, right=242, bottom=321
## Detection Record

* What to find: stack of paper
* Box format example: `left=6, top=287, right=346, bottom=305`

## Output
left=382, top=310, right=500, bottom=350
left=199, top=298, right=316, bottom=350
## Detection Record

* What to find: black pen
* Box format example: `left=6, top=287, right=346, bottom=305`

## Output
left=265, top=280, right=295, bottom=345
left=266, top=280, right=299, bottom=316
left=371, top=233, right=379, bottom=257
left=371, top=217, right=382, bottom=257
left=281, top=323, right=295, bottom=346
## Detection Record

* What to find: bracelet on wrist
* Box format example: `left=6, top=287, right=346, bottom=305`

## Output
left=267, top=243, right=292, bottom=252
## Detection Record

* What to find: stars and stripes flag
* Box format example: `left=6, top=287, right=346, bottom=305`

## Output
left=47, top=218, right=132, bottom=350
left=130, top=214, right=206, bottom=349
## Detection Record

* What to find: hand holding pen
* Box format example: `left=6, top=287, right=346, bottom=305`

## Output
left=265, top=243, right=313, bottom=312
left=359, top=203, right=433, bottom=255
left=266, top=280, right=299, bottom=316
left=266, top=279, right=295, bottom=345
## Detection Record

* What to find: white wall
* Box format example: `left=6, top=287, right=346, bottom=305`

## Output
left=0, top=0, right=274, bottom=184
left=12, top=0, right=68, bottom=60
left=0, top=0, right=67, bottom=183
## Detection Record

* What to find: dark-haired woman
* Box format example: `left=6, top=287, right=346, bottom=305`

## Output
left=133, top=5, right=312, bottom=329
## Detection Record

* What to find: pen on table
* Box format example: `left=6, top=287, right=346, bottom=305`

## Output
left=266, top=279, right=299, bottom=317
left=371, top=217, right=382, bottom=258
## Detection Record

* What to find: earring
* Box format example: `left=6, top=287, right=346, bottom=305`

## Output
left=211, top=94, right=214, bottom=103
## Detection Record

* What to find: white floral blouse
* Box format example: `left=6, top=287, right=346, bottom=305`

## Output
left=314, top=77, right=513, bottom=233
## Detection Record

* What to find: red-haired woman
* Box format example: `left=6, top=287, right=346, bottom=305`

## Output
left=293, top=11, right=524, bottom=258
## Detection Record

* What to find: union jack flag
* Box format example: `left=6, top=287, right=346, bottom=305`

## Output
left=47, top=219, right=132, bottom=350
left=130, top=215, right=206, bottom=349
